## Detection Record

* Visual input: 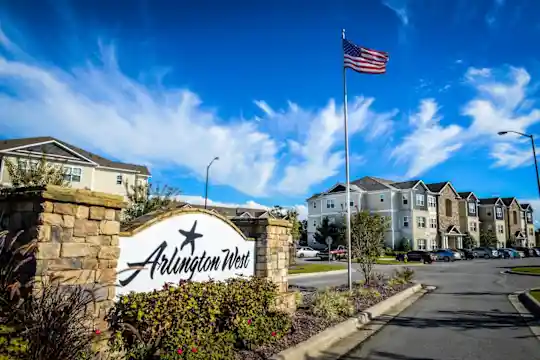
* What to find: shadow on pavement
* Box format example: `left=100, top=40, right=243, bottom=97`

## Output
left=272, top=350, right=437, bottom=360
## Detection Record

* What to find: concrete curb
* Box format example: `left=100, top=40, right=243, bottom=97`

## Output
left=288, top=269, right=348, bottom=279
left=509, top=290, right=540, bottom=342
left=507, top=270, right=540, bottom=277
left=270, top=283, right=423, bottom=360
left=519, top=288, right=540, bottom=317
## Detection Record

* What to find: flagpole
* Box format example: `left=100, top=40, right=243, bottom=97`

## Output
left=342, top=28, right=353, bottom=291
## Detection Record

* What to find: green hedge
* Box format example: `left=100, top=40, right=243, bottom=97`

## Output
left=109, top=278, right=292, bottom=359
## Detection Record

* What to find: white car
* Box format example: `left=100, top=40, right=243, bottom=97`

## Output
left=296, top=247, right=319, bottom=258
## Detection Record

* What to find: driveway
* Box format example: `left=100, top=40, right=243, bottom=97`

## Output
left=290, top=258, right=540, bottom=360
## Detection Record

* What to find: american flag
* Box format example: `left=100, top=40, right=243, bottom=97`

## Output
left=343, top=39, right=389, bottom=74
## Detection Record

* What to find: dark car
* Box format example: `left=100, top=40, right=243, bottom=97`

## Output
left=458, top=248, right=475, bottom=260
left=512, top=246, right=532, bottom=257
left=396, top=250, right=436, bottom=264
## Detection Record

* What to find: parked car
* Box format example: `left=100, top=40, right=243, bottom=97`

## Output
left=511, top=246, right=530, bottom=257
left=531, top=248, right=540, bottom=257
left=396, top=250, right=436, bottom=264
left=472, top=247, right=499, bottom=259
left=499, top=248, right=521, bottom=259
left=296, top=247, right=319, bottom=258
left=458, top=248, right=475, bottom=260
left=317, top=245, right=347, bottom=261
left=451, top=249, right=465, bottom=260
left=433, top=249, right=461, bottom=262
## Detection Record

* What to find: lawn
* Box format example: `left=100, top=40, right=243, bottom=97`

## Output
left=531, top=289, right=540, bottom=302
left=289, top=263, right=346, bottom=274
left=511, top=266, right=540, bottom=274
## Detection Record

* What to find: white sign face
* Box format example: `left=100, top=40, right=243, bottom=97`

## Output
left=116, top=212, right=255, bottom=296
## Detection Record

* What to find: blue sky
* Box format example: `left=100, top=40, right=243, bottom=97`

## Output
left=1, top=0, right=540, bottom=218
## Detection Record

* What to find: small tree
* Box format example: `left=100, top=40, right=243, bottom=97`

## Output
left=299, top=219, right=308, bottom=246
left=479, top=230, right=498, bottom=247
left=269, top=205, right=285, bottom=218
left=286, top=208, right=301, bottom=243
left=462, top=232, right=476, bottom=249
left=508, top=234, right=518, bottom=247
left=397, top=237, right=411, bottom=252
left=122, top=181, right=181, bottom=223
left=313, top=217, right=344, bottom=248
left=350, top=211, right=389, bottom=284
left=5, top=155, right=68, bottom=187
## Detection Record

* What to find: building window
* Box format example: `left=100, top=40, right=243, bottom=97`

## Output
left=63, top=166, right=82, bottom=182
left=469, top=222, right=477, bottom=232
left=430, top=239, right=438, bottom=250
left=468, top=202, right=476, bottom=215
left=487, top=224, right=493, bottom=231
left=513, top=211, right=518, bottom=225
left=402, top=195, right=408, bottom=205
left=445, top=199, right=452, bottom=217
left=403, top=216, right=409, bottom=228
left=429, top=217, right=437, bottom=228
left=350, top=201, right=354, bottom=207
left=326, top=200, right=335, bottom=209
left=418, top=239, right=426, bottom=250
left=496, top=207, right=503, bottom=219
left=527, top=212, right=532, bottom=222
left=116, top=175, right=123, bottom=185
left=380, top=194, right=384, bottom=202
left=529, top=228, right=534, bottom=236
left=416, top=194, right=425, bottom=206
left=417, top=216, right=426, bottom=228
left=313, top=220, right=317, bottom=227
left=497, top=224, right=504, bottom=234
left=312, top=201, right=317, bottom=208
left=428, top=195, right=436, bottom=208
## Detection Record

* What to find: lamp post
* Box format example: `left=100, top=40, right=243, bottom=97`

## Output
left=204, top=156, right=219, bottom=209
left=498, top=131, right=540, bottom=199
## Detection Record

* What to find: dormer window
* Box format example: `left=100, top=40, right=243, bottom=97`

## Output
left=496, top=207, right=503, bottom=219
left=468, top=202, right=476, bottom=214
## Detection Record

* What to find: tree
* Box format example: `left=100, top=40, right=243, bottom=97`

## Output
left=462, top=232, right=476, bottom=249
left=479, top=230, right=498, bottom=247
left=5, top=155, right=68, bottom=187
left=508, top=234, right=518, bottom=247
left=285, top=208, right=301, bottom=243
left=350, top=211, right=389, bottom=284
left=313, top=217, right=345, bottom=248
left=299, top=219, right=308, bottom=246
left=269, top=205, right=285, bottom=218
left=122, top=181, right=181, bottom=223
left=396, top=237, right=411, bottom=252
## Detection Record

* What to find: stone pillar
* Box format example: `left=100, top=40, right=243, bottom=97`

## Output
left=232, top=218, right=297, bottom=313
left=0, top=185, right=125, bottom=331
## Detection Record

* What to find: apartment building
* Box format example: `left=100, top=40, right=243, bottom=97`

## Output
left=457, top=192, right=480, bottom=246
left=478, top=198, right=507, bottom=248
left=307, top=176, right=536, bottom=250
left=0, top=136, right=150, bottom=197
left=520, top=203, right=536, bottom=247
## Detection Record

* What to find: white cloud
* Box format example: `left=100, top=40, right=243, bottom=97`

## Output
left=177, top=194, right=308, bottom=220
left=382, top=0, right=409, bottom=26
left=391, top=99, right=463, bottom=178
left=0, top=27, right=396, bottom=198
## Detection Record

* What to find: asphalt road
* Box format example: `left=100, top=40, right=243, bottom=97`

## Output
left=289, top=257, right=540, bottom=360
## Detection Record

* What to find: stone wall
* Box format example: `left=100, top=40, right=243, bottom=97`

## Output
left=0, top=185, right=125, bottom=331
left=232, top=217, right=297, bottom=313
left=505, top=202, right=522, bottom=242
left=437, top=185, right=461, bottom=233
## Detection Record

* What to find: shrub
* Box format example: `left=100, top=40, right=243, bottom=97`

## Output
left=109, top=277, right=290, bottom=359
left=311, top=290, right=355, bottom=320
left=393, top=268, right=415, bottom=283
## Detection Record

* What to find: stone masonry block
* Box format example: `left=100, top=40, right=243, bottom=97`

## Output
left=98, top=246, right=120, bottom=260
left=75, top=205, right=90, bottom=219
left=95, top=269, right=116, bottom=284
left=61, top=243, right=90, bottom=257
left=99, top=220, right=120, bottom=235
left=54, top=203, right=77, bottom=216
left=40, top=212, right=63, bottom=226
left=63, top=215, right=75, bottom=228
left=36, top=243, right=61, bottom=259
left=57, top=270, right=95, bottom=285
left=104, top=209, right=115, bottom=221
left=87, top=235, right=109, bottom=246
left=110, top=235, right=119, bottom=246
left=37, top=224, right=51, bottom=241
left=41, top=201, right=54, bottom=213
left=89, top=206, right=106, bottom=220
left=82, top=259, right=99, bottom=270
left=74, top=219, right=99, bottom=237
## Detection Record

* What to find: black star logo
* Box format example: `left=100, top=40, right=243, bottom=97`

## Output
left=179, top=220, right=203, bottom=255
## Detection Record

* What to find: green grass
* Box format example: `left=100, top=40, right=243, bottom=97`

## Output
left=511, top=267, right=540, bottom=274
left=375, top=259, right=402, bottom=265
left=531, top=290, right=540, bottom=302
left=289, top=263, right=346, bottom=274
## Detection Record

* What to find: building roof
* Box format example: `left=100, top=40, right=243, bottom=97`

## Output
left=390, top=180, right=421, bottom=189
left=521, top=203, right=532, bottom=210
left=425, top=182, right=448, bottom=193
left=458, top=191, right=472, bottom=199
left=0, top=136, right=150, bottom=175
left=351, top=176, right=392, bottom=191
left=479, top=197, right=501, bottom=205
left=500, top=197, right=518, bottom=207
left=175, top=202, right=273, bottom=219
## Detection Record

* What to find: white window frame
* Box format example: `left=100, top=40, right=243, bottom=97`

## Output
left=427, top=195, right=436, bottom=208
left=380, top=194, right=385, bottom=202
left=496, top=207, right=503, bottom=218
left=529, top=228, right=534, bottom=235
left=497, top=224, right=504, bottom=234
left=429, top=217, right=437, bottom=228
left=326, top=199, right=335, bottom=209
left=116, top=175, right=123, bottom=185
left=430, top=239, right=438, bottom=250
left=349, top=201, right=354, bottom=207
left=418, top=239, right=426, bottom=250
left=313, top=201, right=317, bottom=208
left=527, top=213, right=532, bottom=222
left=417, top=216, right=426, bottom=228
left=416, top=194, right=425, bottom=206
left=403, top=216, right=409, bottom=228
left=469, top=221, right=477, bottom=232
left=402, top=195, right=408, bottom=205
left=468, top=202, right=476, bottom=214
left=63, top=166, right=82, bottom=183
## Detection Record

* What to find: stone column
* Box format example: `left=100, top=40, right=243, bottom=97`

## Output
left=232, top=218, right=297, bottom=313
left=0, top=185, right=125, bottom=332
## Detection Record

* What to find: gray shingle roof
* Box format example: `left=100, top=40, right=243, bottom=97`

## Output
left=425, top=182, right=448, bottom=193
left=351, top=176, right=392, bottom=191
left=390, top=180, right=421, bottom=189
left=479, top=197, right=501, bottom=205
left=500, top=197, right=517, bottom=207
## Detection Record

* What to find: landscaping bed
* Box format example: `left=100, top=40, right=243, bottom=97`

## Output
left=531, top=289, right=540, bottom=302
left=511, top=266, right=540, bottom=274
left=289, top=263, right=345, bottom=274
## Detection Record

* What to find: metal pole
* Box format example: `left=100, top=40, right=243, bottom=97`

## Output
left=342, top=28, right=353, bottom=291
left=204, top=164, right=210, bottom=209
left=530, top=135, right=540, bottom=199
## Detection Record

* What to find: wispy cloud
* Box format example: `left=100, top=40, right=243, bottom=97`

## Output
left=382, top=0, right=409, bottom=26
left=0, top=23, right=397, bottom=199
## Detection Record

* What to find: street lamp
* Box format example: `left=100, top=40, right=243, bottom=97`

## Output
left=204, top=156, right=219, bottom=209
left=497, top=130, right=540, bottom=198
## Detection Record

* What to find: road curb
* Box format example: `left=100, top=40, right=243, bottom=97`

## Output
left=509, top=290, right=540, bottom=342
left=519, top=288, right=540, bottom=317
left=288, top=269, right=348, bottom=279
left=507, top=270, right=540, bottom=277
left=270, top=283, right=424, bottom=360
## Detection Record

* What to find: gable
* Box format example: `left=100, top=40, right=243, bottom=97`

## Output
left=3, top=140, right=97, bottom=165
left=328, top=184, right=347, bottom=193
left=440, top=182, right=460, bottom=198
left=468, top=192, right=479, bottom=202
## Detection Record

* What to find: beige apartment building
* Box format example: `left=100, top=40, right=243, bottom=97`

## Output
left=0, top=136, right=150, bottom=197
left=457, top=192, right=480, bottom=246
